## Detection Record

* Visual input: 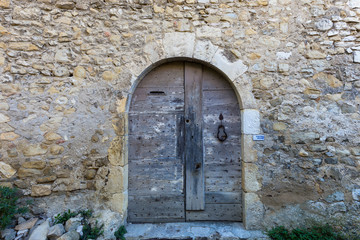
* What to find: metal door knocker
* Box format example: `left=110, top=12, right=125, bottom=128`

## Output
left=217, top=113, right=227, bottom=142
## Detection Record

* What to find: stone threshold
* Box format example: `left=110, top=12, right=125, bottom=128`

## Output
left=124, top=222, right=268, bottom=240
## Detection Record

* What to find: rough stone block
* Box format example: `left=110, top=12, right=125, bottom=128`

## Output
left=306, top=50, right=326, bottom=59
left=28, top=219, right=50, bottom=240
left=303, top=201, right=328, bottom=216
left=15, top=218, right=38, bottom=231
left=102, top=70, right=117, bottom=81
left=241, top=109, right=260, bottom=134
left=1, top=229, right=16, bottom=240
left=112, top=113, right=128, bottom=136
left=243, top=192, right=264, bottom=230
left=193, top=40, right=218, bottom=63
left=8, top=42, right=39, bottom=51
left=108, top=136, right=128, bottom=167
left=309, top=144, right=327, bottom=152
left=315, top=18, right=333, bottom=31
left=211, top=49, right=247, bottom=81
left=0, top=102, right=9, bottom=110
left=50, top=145, right=64, bottom=155
left=291, top=132, right=318, bottom=144
left=73, top=66, right=86, bottom=79
left=65, top=217, right=82, bottom=232
left=163, top=32, right=195, bottom=58
left=144, top=41, right=161, bottom=63
left=57, top=230, right=80, bottom=240
left=232, top=78, right=257, bottom=109
left=348, top=0, right=360, bottom=8
left=0, top=132, right=19, bottom=141
left=299, top=148, right=309, bottom=157
left=36, top=175, right=57, bottom=183
left=352, top=189, right=360, bottom=201
left=44, top=132, right=62, bottom=141
left=56, top=1, right=75, bottom=9
left=273, top=122, right=287, bottom=131
left=0, top=162, right=16, bottom=178
left=108, top=192, right=128, bottom=214
left=22, top=161, right=46, bottom=169
left=116, top=97, right=127, bottom=113
left=0, top=0, right=10, bottom=8
left=328, top=202, right=346, bottom=214
left=241, top=135, right=257, bottom=163
left=22, top=144, right=47, bottom=156
left=325, top=191, right=345, bottom=203
left=259, top=36, right=280, bottom=48
left=47, top=224, right=65, bottom=240
left=107, top=165, right=128, bottom=193
left=54, top=49, right=70, bottom=63
left=354, top=51, right=360, bottom=63
left=31, top=184, right=52, bottom=197
left=17, top=168, right=42, bottom=178
left=196, top=26, right=222, bottom=39
left=242, top=163, right=261, bottom=192
left=0, top=113, right=10, bottom=123
left=84, top=169, right=97, bottom=180
left=278, top=63, right=289, bottom=74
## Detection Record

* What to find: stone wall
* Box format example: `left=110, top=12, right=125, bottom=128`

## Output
left=0, top=0, right=359, bottom=237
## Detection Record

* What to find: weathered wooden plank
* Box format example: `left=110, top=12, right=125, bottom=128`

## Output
left=185, top=62, right=205, bottom=211
left=128, top=194, right=185, bottom=222
left=202, top=67, right=233, bottom=90
left=204, top=163, right=242, bottom=177
left=128, top=134, right=177, bottom=160
left=129, top=158, right=183, bottom=195
left=137, top=62, right=184, bottom=88
left=131, top=62, right=184, bottom=112
left=199, top=67, right=242, bottom=219
left=128, top=61, right=186, bottom=223
left=202, top=90, right=240, bottom=115
left=204, top=177, right=242, bottom=190
left=176, top=114, right=185, bottom=166
left=203, top=89, right=238, bottom=105
left=129, top=180, right=183, bottom=195
left=203, top=120, right=241, bottom=141
left=129, top=158, right=183, bottom=181
left=205, top=178, right=241, bottom=192
left=129, top=113, right=178, bottom=135
left=202, top=115, right=241, bottom=128
left=205, top=192, right=242, bottom=204
left=203, top=144, right=241, bottom=164
left=186, top=204, right=242, bottom=221
left=131, top=87, right=184, bottom=112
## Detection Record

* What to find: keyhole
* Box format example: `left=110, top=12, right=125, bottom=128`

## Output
left=186, top=119, right=190, bottom=123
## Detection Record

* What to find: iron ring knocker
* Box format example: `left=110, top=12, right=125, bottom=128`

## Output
left=217, top=113, right=227, bottom=142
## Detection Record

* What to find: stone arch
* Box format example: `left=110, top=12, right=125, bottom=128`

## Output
left=106, top=32, right=264, bottom=229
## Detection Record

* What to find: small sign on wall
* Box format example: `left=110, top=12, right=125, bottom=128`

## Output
left=253, top=135, right=265, bottom=141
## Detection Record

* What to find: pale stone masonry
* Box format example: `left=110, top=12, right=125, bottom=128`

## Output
left=0, top=0, right=360, bottom=238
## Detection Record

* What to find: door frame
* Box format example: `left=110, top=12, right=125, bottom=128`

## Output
left=106, top=53, right=263, bottom=229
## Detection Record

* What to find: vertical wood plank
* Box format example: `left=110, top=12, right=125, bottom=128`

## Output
left=197, top=65, right=242, bottom=221
left=184, top=62, right=205, bottom=211
left=128, top=62, right=186, bottom=223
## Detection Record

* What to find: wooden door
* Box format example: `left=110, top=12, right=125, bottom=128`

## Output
left=128, top=62, right=242, bottom=223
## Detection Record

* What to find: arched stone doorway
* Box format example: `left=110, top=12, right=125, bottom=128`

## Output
left=107, top=33, right=264, bottom=229
left=128, top=61, right=242, bottom=222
